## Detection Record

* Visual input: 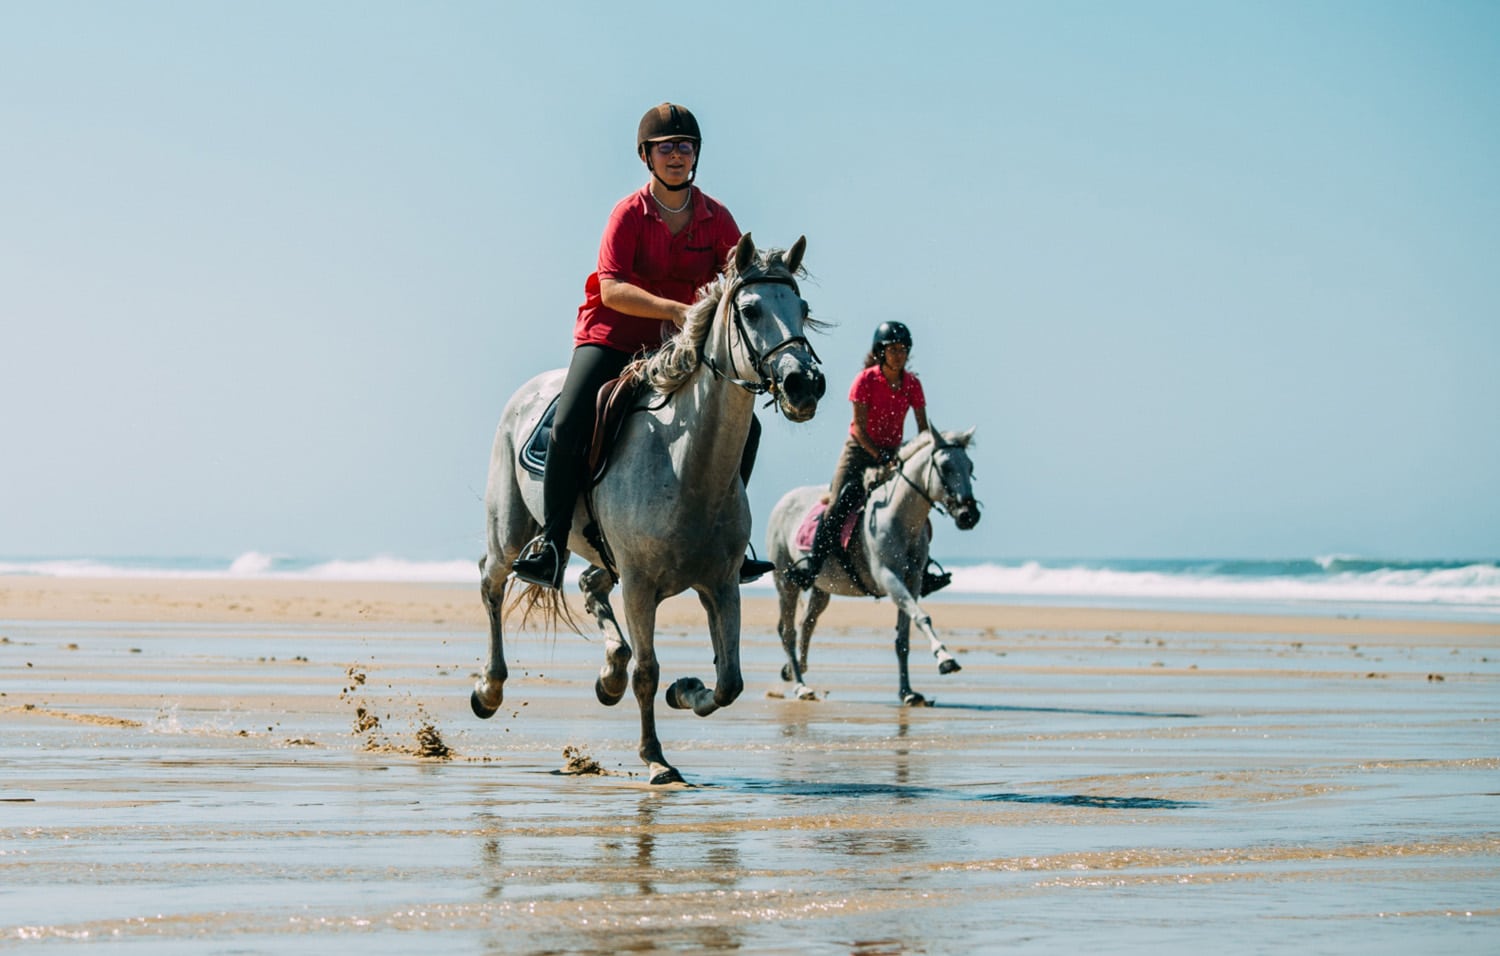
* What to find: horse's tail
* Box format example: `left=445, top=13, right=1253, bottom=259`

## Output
left=503, top=581, right=585, bottom=636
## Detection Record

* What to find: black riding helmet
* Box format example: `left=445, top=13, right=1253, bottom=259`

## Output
left=872, top=321, right=913, bottom=362
left=638, top=102, right=701, bottom=192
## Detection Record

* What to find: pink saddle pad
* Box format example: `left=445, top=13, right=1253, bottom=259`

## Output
left=794, top=501, right=859, bottom=553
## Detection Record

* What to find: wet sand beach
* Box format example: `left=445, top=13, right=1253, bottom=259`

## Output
left=3, top=577, right=1498, bottom=953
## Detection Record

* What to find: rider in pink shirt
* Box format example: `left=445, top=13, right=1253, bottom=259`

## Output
left=786, top=321, right=929, bottom=589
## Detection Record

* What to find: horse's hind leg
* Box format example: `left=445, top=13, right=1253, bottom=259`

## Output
left=473, top=554, right=510, bottom=718
left=581, top=565, right=632, bottom=706
left=777, top=582, right=826, bottom=701
left=798, top=588, right=829, bottom=676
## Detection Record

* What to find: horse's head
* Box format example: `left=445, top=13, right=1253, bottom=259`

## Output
left=922, top=426, right=981, bottom=530
left=714, top=233, right=825, bottom=422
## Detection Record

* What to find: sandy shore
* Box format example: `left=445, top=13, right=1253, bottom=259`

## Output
left=3, top=574, right=1495, bottom=638
left=5, top=575, right=1498, bottom=952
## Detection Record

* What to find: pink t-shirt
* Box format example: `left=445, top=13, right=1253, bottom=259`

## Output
left=573, top=184, right=742, bottom=354
left=849, top=365, right=926, bottom=449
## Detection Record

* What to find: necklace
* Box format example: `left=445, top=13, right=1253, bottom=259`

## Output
left=652, top=187, right=691, bottom=215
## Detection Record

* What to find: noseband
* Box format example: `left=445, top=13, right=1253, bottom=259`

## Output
left=705, top=272, right=821, bottom=401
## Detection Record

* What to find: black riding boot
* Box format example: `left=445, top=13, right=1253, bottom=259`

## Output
left=738, top=416, right=776, bottom=583
left=787, top=479, right=860, bottom=590
left=512, top=438, right=583, bottom=590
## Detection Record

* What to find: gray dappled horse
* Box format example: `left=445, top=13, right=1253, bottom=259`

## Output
left=477, top=234, right=825, bottom=784
left=766, top=428, right=980, bottom=705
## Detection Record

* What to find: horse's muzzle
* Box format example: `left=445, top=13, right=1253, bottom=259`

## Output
left=776, top=365, right=825, bottom=422
left=953, top=501, right=981, bottom=530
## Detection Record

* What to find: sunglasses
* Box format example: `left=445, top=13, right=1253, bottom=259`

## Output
left=652, top=140, right=697, bottom=156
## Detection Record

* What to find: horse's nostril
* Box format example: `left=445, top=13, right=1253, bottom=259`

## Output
left=784, top=371, right=823, bottom=406
left=812, top=372, right=827, bottom=399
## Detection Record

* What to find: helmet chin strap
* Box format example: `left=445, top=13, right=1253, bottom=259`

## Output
left=646, top=153, right=699, bottom=192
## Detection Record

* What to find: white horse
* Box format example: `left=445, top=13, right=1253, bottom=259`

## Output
left=766, top=428, right=980, bottom=705
left=476, top=234, right=826, bottom=784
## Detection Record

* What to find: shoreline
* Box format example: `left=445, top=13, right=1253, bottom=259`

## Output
left=2, top=575, right=1496, bottom=640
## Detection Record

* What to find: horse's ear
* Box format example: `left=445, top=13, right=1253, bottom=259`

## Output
left=733, top=232, right=756, bottom=275
left=958, top=427, right=975, bottom=446
left=785, top=235, right=806, bottom=274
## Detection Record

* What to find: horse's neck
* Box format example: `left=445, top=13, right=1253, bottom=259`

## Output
left=667, top=303, right=756, bottom=496
left=878, top=450, right=936, bottom=532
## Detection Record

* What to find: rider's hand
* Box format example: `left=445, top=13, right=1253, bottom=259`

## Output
left=877, top=448, right=897, bottom=466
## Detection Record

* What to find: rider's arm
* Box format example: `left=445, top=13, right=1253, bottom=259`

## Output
left=599, top=278, right=690, bottom=326
left=851, top=404, right=883, bottom=457
left=913, top=405, right=929, bottom=435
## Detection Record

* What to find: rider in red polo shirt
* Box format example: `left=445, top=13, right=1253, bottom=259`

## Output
left=786, top=321, right=929, bottom=590
left=512, top=103, right=773, bottom=590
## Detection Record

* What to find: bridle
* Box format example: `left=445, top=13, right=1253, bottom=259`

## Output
left=704, top=271, right=821, bottom=405
left=877, top=435, right=978, bottom=520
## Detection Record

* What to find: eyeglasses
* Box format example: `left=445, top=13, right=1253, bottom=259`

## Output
left=652, top=140, right=697, bottom=156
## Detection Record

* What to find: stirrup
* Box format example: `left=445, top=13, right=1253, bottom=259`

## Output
left=512, top=536, right=565, bottom=589
left=739, top=555, right=776, bottom=583
left=920, top=560, right=951, bottom=597
left=785, top=559, right=819, bottom=591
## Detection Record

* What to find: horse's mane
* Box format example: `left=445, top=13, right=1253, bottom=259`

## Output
left=622, top=246, right=822, bottom=395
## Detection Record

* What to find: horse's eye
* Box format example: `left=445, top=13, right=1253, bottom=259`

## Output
left=800, top=298, right=810, bottom=318
left=742, top=302, right=762, bottom=320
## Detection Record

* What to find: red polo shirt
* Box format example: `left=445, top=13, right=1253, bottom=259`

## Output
left=849, top=365, right=926, bottom=449
left=574, top=184, right=742, bottom=354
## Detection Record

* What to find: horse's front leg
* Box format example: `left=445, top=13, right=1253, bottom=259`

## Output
left=874, top=570, right=950, bottom=705
left=472, top=555, right=510, bottom=718
left=893, top=606, right=921, bottom=706
left=877, top=567, right=961, bottom=675
left=665, top=583, right=743, bottom=716
left=581, top=565, right=632, bottom=706
left=619, top=584, right=679, bottom=784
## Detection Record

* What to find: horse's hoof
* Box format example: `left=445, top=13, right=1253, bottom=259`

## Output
left=470, top=690, right=498, bottom=720
left=939, top=658, right=962, bottom=675
left=795, top=684, right=818, bottom=701
left=780, top=663, right=795, bottom=682
left=901, top=691, right=929, bottom=707
left=595, top=677, right=625, bottom=707
left=649, top=765, right=685, bottom=785
left=664, top=677, right=704, bottom=710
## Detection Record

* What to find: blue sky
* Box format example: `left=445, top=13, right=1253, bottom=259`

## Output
left=2, top=1, right=1496, bottom=562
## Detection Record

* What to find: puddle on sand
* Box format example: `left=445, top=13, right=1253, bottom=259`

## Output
left=2, top=618, right=1497, bottom=953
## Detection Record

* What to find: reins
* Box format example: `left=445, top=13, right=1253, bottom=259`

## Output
left=704, top=271, right=821, bottom=409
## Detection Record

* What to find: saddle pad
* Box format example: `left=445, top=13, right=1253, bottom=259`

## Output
left=794, top=500, right=861, bottom=553
left=794, top=502, right=826, bottom=552
left=518, top=395, right=561, bottom=479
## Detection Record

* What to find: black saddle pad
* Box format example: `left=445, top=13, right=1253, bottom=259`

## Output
left=519, top=395, right=560, bottom=479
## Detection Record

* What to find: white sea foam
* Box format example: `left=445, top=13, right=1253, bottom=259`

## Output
left=945, top=561, right=1500, bottom=607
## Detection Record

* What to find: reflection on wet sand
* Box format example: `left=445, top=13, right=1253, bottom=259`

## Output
left=2, top=581, right=1498, bottom=952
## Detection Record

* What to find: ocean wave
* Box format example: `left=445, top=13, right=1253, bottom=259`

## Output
left=2, top=554, right=1496, bottom=609
left=946, top=560, right=1500, bottom=607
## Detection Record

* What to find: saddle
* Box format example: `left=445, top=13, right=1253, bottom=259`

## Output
left=794, top=493, right=950, bottom=597
left=518, top=376, right=646, bottom=485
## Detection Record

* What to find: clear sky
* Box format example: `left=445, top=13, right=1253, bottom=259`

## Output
left=2, top=1, right=1496, bottom=563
